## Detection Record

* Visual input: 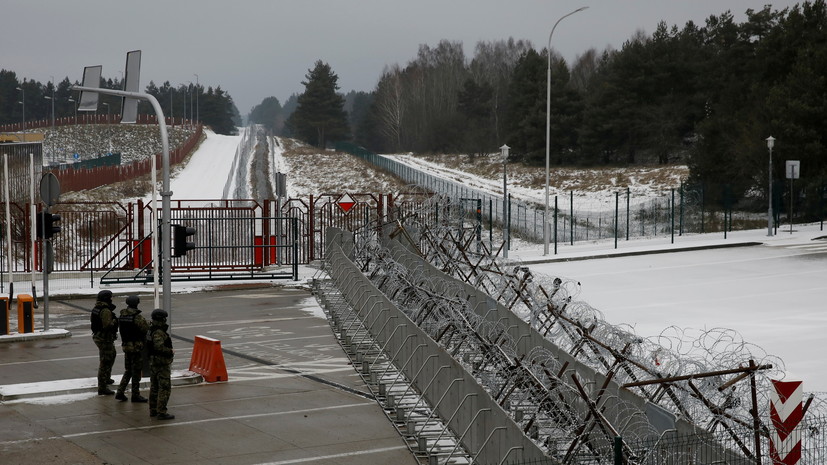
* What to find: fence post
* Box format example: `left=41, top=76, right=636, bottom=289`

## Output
left=554, top=196, right=558, bottom=255
left=614, top=436, right=623, bottom=465
left=570, top=190, right=574, bottom=246
left=679, top=181, right=684, bottom=236
left=292, top=217, right=299, bottom=281
left=615, top=191, right=619, bottom=249
left=671, top=188, right=675, bottom=244
left=626, top=187, right=630, bottom=240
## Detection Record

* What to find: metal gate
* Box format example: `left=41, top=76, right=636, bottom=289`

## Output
left=3, top=193, right=433, bottom=279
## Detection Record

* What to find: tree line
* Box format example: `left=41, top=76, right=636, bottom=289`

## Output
left=0, top=72, right=240, bottom=135
left=254, top=1, right=827, bottom=213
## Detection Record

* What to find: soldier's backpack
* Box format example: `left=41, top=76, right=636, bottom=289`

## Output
left=91, top=307, right=103, bottom=333
left=119, top=313, right=139, bottom=343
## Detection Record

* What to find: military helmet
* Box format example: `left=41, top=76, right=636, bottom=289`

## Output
left=151, top=309, right=168, bottom=321
left=97, top=290, right=113, bottom=302
left=125, top=295, right=140, bottom=307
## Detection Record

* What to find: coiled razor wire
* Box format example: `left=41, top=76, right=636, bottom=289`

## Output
left=342, top=188, right=826, bottom=464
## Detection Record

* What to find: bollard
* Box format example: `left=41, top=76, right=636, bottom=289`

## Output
left=418, top=436, right=428, bottom=453
left=396, top=407, right=406, bottom=422
left=0, top=296, right=9, bottom=335
left=17, top=294, right=34, bottom=333
left=361, top=360, right=371, bottom=375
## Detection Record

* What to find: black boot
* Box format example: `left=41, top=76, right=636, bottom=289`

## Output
left=131, top=395, right=148, bottom=403
left=157, top=412, right=175, bottom=420
left=115, top=392, right=128, bottom=401
left=98, top=388, right=115, bottom=395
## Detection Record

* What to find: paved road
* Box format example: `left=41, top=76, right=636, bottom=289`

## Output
left=0, top=286, right=417, bottom=465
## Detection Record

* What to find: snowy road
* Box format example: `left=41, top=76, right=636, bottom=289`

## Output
left=168, top=129, right=242, bottom=199
left=529, top=230, right=827, bottom=391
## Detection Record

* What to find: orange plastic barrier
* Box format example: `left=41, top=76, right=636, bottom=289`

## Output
left=1, top=296, right=8, bottom=335
left=17, top=294, right=34, bottom=334
left=189, top=335, right=228, bottom=382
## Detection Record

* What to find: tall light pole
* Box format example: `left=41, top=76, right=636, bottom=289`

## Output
left=68, top=97, right=77, bottom=123
left=193, top=73, right=199, bottom=125
left=501, top=144, right=510, bottom=259
left=767, top=136, right=775, bottom=236
left=545, top=6, right=588, bottom=255
left=47, top=76, right=55, bottom=127
left=16, top=86, right=25, bottom=131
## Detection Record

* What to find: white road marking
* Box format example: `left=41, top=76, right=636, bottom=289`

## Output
left=254, top=445, right=409, bottom=465
left=0, top=402, right=374, bottom=446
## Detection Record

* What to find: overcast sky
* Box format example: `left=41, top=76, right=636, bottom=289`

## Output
left=1, top=1, right=804, bottom=117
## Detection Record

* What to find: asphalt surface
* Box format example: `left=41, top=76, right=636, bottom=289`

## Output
left=0, top=285, right=417, bottom=465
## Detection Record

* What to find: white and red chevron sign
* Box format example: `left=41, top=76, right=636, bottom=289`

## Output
left=769, top=379, right=803, bottom=465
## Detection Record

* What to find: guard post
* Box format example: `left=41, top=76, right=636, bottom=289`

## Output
left=1, top=296, right=9, bottom=335
left=17, top=294, right=34, bottom=333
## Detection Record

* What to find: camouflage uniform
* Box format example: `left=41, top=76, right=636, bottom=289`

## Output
left=148, top=310, right=174, bottom=419
left=91, top=291, right=118, bottom=395
left=115, top=296, right=149, bottom=401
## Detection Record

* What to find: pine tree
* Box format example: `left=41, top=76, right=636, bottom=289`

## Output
left=286, top=60, right=349, bottom=148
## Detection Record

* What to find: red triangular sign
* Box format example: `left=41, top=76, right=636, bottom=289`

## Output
left=337, top=193, right=356, bottom=213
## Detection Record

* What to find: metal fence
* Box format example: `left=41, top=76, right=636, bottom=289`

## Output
left=336, top=143, right=827, bottom=250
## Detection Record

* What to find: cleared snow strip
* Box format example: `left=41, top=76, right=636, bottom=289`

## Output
left=166, top=128, right=243, bottom=201
left=255, top=446, right=409, bottom=465
left=297, top=295, right=327, bottom=319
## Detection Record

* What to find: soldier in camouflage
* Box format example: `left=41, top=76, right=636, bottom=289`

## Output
left=115, top=295, right=149, bottom=403
left=148, top=309, right=175, bottom=420
left=91, top=290, right=118, bottom=395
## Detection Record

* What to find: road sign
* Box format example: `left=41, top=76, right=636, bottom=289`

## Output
left=337, top=193, right=356, bottom=213
left=786, top=160, right=801, bottom=179
left=39, top=173, right=61, bottom=206
left=769, top=379, right=803, bottom=465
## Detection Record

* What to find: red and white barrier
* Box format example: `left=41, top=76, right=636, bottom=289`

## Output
left=769, top=379, right=803, bottom=465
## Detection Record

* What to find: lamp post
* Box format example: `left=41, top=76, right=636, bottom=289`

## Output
left=193, top=73, right=199, bottom=124
left=766, top=136, right=775, bottom=236
left=45, top=76, right=55, bottom=128
left=16, top=86, right=25, bottom=131
left=501, top=144, right=510, bottom=259
left=545, top=6, right=588, bottom=255
left=68, top=97, right=77, bottom=123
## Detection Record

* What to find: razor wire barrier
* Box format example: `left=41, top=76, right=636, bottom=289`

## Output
left=316, top=228, right=550, bottom=465
left=318, top=191, right=827, bottom=464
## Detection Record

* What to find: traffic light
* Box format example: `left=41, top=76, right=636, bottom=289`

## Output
left=172, top=224, right=196, bottom=257
left=35, top=212, right=62, bottom=239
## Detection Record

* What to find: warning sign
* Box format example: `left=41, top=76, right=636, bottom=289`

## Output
left=337, top=193, right=356, bottom=213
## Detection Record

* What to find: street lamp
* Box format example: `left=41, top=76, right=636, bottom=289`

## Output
left=544, top=6, right=588, bottom=255
left=68, top=97, right=77, bottom=123
left=44, top=76, right=55, bottom=128
left=766, top=136, right=775, bottom=236
left=501, top=144, right=510, bottom=259
left=16, top=86, right=25, bottom=131
left=193, top=73, right=199, bottom=124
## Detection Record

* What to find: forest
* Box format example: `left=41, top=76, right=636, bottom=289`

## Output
left=0, top=73, right=240, bottom=135
left=252, top=1, right=827, bottom=214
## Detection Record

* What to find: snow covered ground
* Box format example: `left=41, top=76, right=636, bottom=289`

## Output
left=76, top=129, right=827, bottom=392
left=158, top=129, right=825, bottom=392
